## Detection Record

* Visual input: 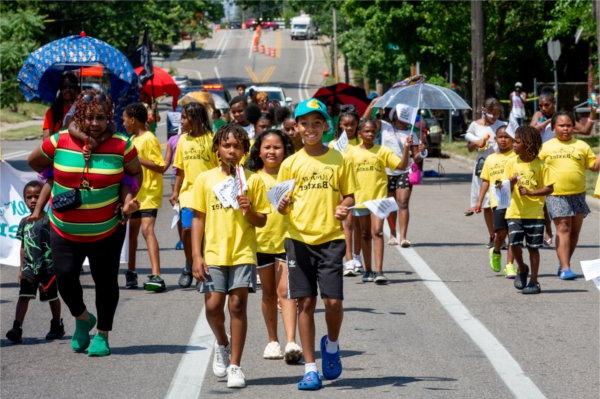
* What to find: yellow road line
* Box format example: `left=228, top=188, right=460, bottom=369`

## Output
left=244, top=65, right=259, bottom=83
left=275, top=30, right=282, bottom=59
left=260, top=65, right=276, bottom=83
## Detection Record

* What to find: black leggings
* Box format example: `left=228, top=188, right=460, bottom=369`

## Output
left=50, top=226, right=125, bottom=331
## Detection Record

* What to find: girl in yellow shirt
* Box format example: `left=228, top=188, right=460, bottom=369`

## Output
left=538, top=111, right=600, bottom=280
left=246, top=129, right=303, bottom=364
left=348, top=119, right=410, bottom=284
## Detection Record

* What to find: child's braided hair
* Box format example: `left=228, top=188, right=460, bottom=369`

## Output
left=212, top=123, right=250, bottom=154
left=515, top=125, right=542, bottom=159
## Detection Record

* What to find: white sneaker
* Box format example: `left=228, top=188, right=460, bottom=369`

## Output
left=284, top=342, right=303, bottom=364
left=343, top=260, right=356, bottom=276
left=263, top=341, right=284, bottom=359
left=227, top=365, right=246, bottom=388
left=213, top=342, right=230, bottom=378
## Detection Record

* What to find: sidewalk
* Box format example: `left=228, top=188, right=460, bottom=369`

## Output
left=0, top=119, right=41, bottom=132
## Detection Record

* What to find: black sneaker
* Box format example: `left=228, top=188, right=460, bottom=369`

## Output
left=513, top=265, right=529, bottom=290
left=522, top=280, right=541, bottom=295
left=6, top=321, right=22, bottom=343
left=45, top=318, right=65, bottom=340
left=144, top=275, right=167, bottom=293
left=374, top=272, right=388, bottom=285
left=125, top=270, right=138, bottom=289
left=178, top=266, right=193, bottom=288
left=362, top=271, right=375, bottom=283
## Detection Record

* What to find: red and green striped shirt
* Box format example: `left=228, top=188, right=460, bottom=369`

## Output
left=41, top=131, right=137, bottom=242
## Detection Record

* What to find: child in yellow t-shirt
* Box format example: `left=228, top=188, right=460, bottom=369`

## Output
left=347, top=119, right=409, bottom=284
left=246, top=129, right=303, bottom=364
left=538, top=111, right=600, bottom=280
left=473, top=125, right=517, bottom=278
left=504, top=126, right=554, bottom=295
left=171, top=102, right=218, bottom=288
left=277, top=99, right=356, bottom=391
left=123, top=103, right=166, bottom=292
left=190, top=124, right=270, bottom=389
left=329, top=105, right=362, bottom=275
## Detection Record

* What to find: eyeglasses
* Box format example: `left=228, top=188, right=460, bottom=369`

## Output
left=82, top=93, right=108, bottom=103
left=85, top=114, right=108, bottom=122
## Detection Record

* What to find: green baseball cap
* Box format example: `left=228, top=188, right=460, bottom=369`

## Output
left=294, top=98, right=330, bottom=121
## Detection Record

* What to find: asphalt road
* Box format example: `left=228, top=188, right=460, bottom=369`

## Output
left=1, top=28, right=599, bottom=399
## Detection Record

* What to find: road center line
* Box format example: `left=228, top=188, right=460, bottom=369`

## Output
left=303, top=40, right=315, bottom=100
left=297, top=40, right=309, bottom=101
left=213, top=66, right=221, bottom=84
left=390, top=239, right=546, bottom=399
left=1, top=150, right=30, bottom=160
left=217, top=30, right=231, bottom=60
left=165, top=307, right=214, bottom=399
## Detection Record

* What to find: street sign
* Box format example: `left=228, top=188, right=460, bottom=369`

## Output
left=547, top=40, right=561, bottom=61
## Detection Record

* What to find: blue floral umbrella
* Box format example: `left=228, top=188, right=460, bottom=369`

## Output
left=17, top=33, right=138, bottom=131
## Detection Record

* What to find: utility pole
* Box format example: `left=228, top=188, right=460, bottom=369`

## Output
left=471, top=0, right=484, bottom=118
left=332, top=8, right=339, bottom=82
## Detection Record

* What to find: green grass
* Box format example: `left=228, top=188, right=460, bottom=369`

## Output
left=442, top=136, right=599, bottom=196
left=0, top=125, right=43, bottom=140
left=0, top=102, right=47, bottom=124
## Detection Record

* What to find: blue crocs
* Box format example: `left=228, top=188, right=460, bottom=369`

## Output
left=320, top=335, right=342, bottom=380
left=297, top=371, right=322, bottom=390
left=559, top=268, right=578, bottom=280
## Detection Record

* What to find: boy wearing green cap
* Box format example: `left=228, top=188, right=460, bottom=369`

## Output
left=277, top=99, right=356, bottom=390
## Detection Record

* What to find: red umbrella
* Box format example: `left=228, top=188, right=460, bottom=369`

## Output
left=313, top=83, right=370, bottom=116
left=134, top=66, right=180, bottom=110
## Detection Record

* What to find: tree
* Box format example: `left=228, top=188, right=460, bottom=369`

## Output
left=0, top=8, right=44, bottom=110
left=471, top=0, right=484, bottom=114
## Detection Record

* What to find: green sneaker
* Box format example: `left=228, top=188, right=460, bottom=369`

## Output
left=489, top=248, right=502, bottom=272
left=87, top=334, right=111, bottom=357
left=504, top=263, right=517, bottom=279
left=144, top=275, right=166, bottom=293
left=71, top=313, right=96, bottom=352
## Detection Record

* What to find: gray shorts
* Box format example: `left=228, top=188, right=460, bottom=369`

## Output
left=352, top=208, right=370, bottom=217
left=197, top=264, right=257, bottom=294
left=546, top=194, right=590, bottom=219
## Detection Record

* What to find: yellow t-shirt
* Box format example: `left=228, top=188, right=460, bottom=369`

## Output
left=278, top=147, right=357, bottom=245
left=504, top=157, right=552, bottom=219
left=479, top=150, right=517, bottom=209
left=594, top=174, right=600, bottom=198
left=347, top=145, right=402, bottom=208
left=255, top=170, right=288, bottom=254
left=173, top=133, right=218, bottom=208
left=132, top=131, right=165, bottom=210
left=538, top=138, right=596, bottom=195
left=190, top=167, right=270, bottom=266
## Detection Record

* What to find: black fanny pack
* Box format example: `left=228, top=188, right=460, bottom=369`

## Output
left=52, top=188, right=82, bottom=212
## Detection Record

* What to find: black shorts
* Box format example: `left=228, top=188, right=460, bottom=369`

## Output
left=256, top=252, right=286, bottom=268
left=130, top=209, right=158, bottom=219
left=492, top=208, right=508, bottom=231
left=19, top=273, right=58, bottom=302
left=507, top=219, right=544, bottom=248
left=284, top=238, right=345, bottom=300
left=387, top=173, right=411, bottom=192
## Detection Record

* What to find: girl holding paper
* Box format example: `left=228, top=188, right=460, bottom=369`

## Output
left=348, top=119, right=411, bottom=284
left=247, top=129, right=303, bottom=364
left=190, top=124, right=270, bottom=388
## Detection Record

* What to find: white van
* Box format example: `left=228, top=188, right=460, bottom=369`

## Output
left=290, top=15, right=316, bottom=40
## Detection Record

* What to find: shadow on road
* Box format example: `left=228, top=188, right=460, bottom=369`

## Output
left=541, top=289, right=589, bottom=294
left=325, top=375, right=457, bottom=390
left=110, top=344, right=207, bottom=355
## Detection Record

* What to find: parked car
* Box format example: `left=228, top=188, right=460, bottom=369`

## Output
left=262, top=21, right=279, bottom=30
left=202, top=83, right=232, bottom=103
left=419, top=109, right=443, bottom=157
left=244, top=85, right=292, bottom=108
left=228, top=21, right=242, bottom=29
left=173, top=75, right=190, bottom=90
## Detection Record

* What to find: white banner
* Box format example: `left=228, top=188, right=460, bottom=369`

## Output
left=333, top=130, right=349, bottom=153
left=0, top=160, right=128, bottom=267
left=394, top=103, right=418, bottom=126
left=0, top=161, right=38, bottom=266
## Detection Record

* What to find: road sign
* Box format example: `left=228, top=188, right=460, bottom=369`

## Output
left=547, top=40, right=561, bottom=62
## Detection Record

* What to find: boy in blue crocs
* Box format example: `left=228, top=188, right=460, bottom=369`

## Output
left=278, top=99, right=356, bottom=390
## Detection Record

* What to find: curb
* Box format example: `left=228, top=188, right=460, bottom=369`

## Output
left=445, top=152, right=600, bottom=211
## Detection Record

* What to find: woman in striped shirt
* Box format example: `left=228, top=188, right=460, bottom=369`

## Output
left=28, top=90, right=142, bottom=357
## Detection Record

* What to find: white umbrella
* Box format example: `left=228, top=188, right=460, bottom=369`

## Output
left=375, top=80, right=471, bottom=111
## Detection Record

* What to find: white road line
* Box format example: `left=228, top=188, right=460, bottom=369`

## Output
left=164, top=307, right=214, bottom=399
left=177, top=68, right=202, bottom=83
left=297, top=40, right=309, bottom=101
left=213, top=30, right=227, bottom=57
left=303, top=40, right=315, bottom=100
left=1, top=150, right=29, bottom=160
left=217, top=30, right=231, bottom=60
left=213, top=67, right=221, bottom=84
left=248, top=33, right=254, bottom=60
left=390, top=241, right=546, bottom=399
